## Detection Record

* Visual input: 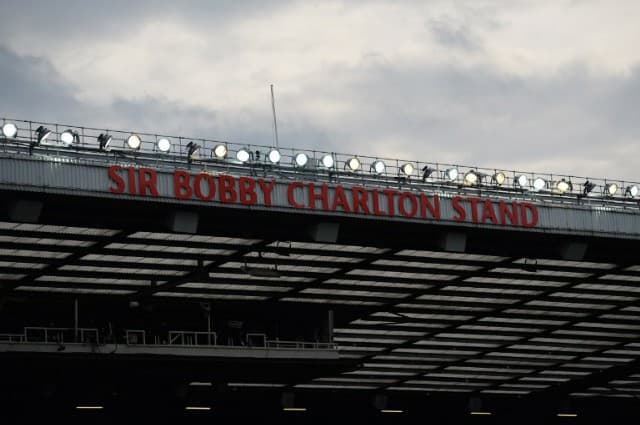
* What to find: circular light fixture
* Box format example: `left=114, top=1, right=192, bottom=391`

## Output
left=268, top=149, right=281, bottom=163
left=347, top=157, right=361, bottom=171
left=555, top=179, right=571, bottom=193
left=127, top=134, right=141, bottom=149
left=605, top=183, right=618, bottom=196
left=493, top=172, right=506, bottom=186
left=320, top=154, right=334, bottom=169
left=2, top=122, right=18, bottom=138
left=400, top=163, right=414, bottom=176
left=533, top=177, right=546, bottom=191
left=60, top=129, right=77, bottom=146
left=213, top=144, right=227, bottom=159
left=157, top=138, right=171, bottom=152
left=445, top=168, right=458, bottom=182
left=464, top=171, right=479, bottom=186
left=516, top=175, right=528, bottom=187
left=236, top=148, right=251, bottom=163
left=295, top=153, right=309, bottom=167
left=371, top=160, right=385, bottom=174
left=626, top=185, right=639, bottom=197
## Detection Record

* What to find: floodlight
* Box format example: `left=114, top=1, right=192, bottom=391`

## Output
left=268, top=149, right=281, bottom=163
left=626, top=185, right=639, bottom=197
left=555, top=179, right=572, bottom=193
left=422, top=166, right=435, bottom=181
left=464, top=171, right=479, bottom=186
left=445, top=168, right=458, bottom=182
left=157, top=138, right=171, bottom=152
left=127, top=134, right=141, bottom=149
left=371, top=160, right=385, bottom=174
left=185, top=406, right=211, bottom=411
left=187, top=142, right=201, bottom=162
left=2, top=122, right=17, bottom=138
left=493, top=172, right=506, bottom=186
left=347, top=157, right=361, bottom=171
left=605, top=183, right=618, bottom=196
left=583, top=180, right=596, bottom=195
left=213, top=144, right=227, bottom=158
left=320, top=154, right=334, bottom=169
left=35, top=126, right=52, bottom=144
left=60, top=129, right=78, bottom=146
left=533, top=177, right=546, bottom=191
left=516, top=174, right=528, bottom=187
left=97, top=133, right=112, bottom=150
left=294, top=153, right=309, bottom=167
left=237, top=148, right=251, bottom=163
left=400, top=163, right=414, bottom=176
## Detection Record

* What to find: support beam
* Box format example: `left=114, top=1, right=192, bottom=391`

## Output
left=0, top=229, right=132, bottom=294
left=131, top=239, right=271, bottom=300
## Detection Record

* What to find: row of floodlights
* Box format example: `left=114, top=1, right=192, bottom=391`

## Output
left=1, top=122, right=150, bottom=151
left=2, top=122, right=639, bottom=197
left=190, top=144, right=640, bottom=198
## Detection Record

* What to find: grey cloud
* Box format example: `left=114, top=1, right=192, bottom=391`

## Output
left=428, top=17, right=481, bottom=51
left=0, top=0, right=288, bottom=44
left=0, top=46, right=82, bottom=120
left=0, top=45, right=217, bottom=134
left=4, top=39, right=637, bottom=181
left=0, top=44, right=330, bottom=150
left=295, top=61, right=640, bottom=181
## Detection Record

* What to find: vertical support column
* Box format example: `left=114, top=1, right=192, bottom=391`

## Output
left=207, top=306, right=212, bottom=345
left=328, top=309, right=334, bottom=345
left=74, top=298, right=79, bottom=343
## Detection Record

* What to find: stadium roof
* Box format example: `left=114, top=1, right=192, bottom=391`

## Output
left=2, top=118, right=640, bottom=422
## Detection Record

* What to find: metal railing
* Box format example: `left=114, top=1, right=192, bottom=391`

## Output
left=169, top=330, right=217, bottom=346
left=266, top=340, right=337, bottom=350
left=0, top=326, right=337, bottom=350
left=125, top=329, right=146, bottom=345
left=22, top=327, right=99, bottom=344
left=1, top=117, right=639, bottom=210
left=0, top=333, right=26, bottom=343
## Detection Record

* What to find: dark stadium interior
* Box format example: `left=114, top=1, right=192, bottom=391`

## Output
left=2, top=189, right=640, bottom=424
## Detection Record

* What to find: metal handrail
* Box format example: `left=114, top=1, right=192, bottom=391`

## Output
left=266, top=340, right=338, bottom=350
left=0, top=333, right=25, bottom=343
left=2, top=326, right=337, bottom=350
left=125, top=329, right=146, bottom=345
left=168, top=330, right=217, bottom=346
left=23, top=326, right=99, bottom=344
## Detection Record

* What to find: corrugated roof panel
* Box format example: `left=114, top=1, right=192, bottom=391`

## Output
left=397, top=250, right=506, bottom=262
left=180, top=282, right=292, bottom=292
left=153, top=292, right=268, bottom=300
left=15, top=285, right=134, bottom=295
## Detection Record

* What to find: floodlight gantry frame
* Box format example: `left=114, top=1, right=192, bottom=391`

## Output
left=1, top=117, right=639, bottom=210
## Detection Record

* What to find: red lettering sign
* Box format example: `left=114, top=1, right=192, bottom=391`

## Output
left=108, top=165, right=125, bottom=194
left=107, top=167, right=539, bottom=229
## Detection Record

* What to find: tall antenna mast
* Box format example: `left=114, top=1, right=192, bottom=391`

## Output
left=270, top=84, right=279, bottom=148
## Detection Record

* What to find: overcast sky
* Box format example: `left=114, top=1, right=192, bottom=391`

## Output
left=1, top=0, right=639, bottom=181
